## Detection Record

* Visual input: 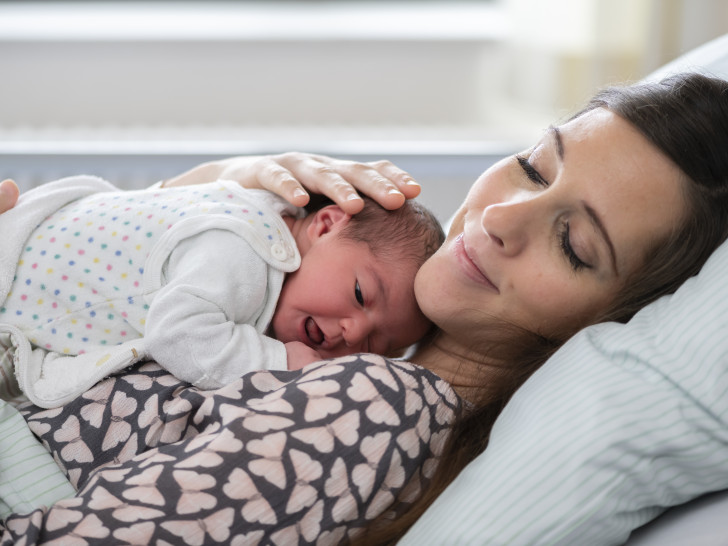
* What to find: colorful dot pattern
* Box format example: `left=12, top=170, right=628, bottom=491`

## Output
left=3, top=183, right=288, bottom=355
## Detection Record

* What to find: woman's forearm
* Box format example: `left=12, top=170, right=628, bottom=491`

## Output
left=162, top=153, right=420, bottom=214
left=162, top=156, right=262, bottom=189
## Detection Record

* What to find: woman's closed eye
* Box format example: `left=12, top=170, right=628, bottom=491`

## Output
left=559, top=221, right=590, bottom=271
left=354, top=280, right=364, bottom=305
left=517, top=155, right=591, bottom=271
left=516, top=155, right=549, bottom=187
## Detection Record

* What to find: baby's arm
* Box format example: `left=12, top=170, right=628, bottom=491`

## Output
left=284, top=341, right=322, bottom=370
left=145, top=230, right=288, bottom=388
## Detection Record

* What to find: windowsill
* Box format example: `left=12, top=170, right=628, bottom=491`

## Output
left=0, top=1, right=507, bottom=42
left=0, top=123, right=525, bottom=157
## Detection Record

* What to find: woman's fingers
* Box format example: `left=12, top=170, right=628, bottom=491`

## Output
left=366, top=159, right=422, bottom=200
left=274, top=153, right=419, bottom=213
left=251, top=154, right=367, bottom=214
left=301, top=160, right=369, bottom=214
left=253, top=157, right=312, bottom=208
left=0, top=179, right=19, bottom=212
left=332, top=157, right=421, bottom=210
left=332, top=160, right=405, bottom=211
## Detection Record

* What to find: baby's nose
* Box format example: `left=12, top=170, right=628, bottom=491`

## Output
left=341, top=317, right=372, bottom=350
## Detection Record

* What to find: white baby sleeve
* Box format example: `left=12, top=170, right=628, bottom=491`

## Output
left=144, top=230, right=288, bottom=389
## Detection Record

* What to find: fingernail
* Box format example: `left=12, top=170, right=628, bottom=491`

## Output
left=388, top=188, right=404, bottom=195
left=347, top=194, right=363, bottom=201
left=292, top=188, right=307, bottom=198
left=404, top=178, right=420, bottom=186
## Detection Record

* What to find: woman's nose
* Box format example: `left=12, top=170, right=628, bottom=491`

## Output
left=481, top=198, right=535, bottom=255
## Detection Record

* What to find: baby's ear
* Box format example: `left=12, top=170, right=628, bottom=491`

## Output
left=307, top=205, right=351, bottom=240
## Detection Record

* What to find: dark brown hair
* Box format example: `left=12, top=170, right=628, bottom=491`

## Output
left=356, top=72, right=728, bottom=545
left=587, top=73, right=728, bottom=324
left=309, top=194, right=446, bottom=270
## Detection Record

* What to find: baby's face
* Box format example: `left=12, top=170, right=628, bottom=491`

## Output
left=271, top=236, right=431, bottom=358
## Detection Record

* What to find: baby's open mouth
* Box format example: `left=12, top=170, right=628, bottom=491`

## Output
left=305, top=317, right=324, bottom=345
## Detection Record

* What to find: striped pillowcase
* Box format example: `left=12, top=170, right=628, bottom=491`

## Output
left=0, top=402, right=76, bottom=519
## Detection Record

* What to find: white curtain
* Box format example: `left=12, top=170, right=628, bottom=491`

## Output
left=504, top=0, right=728, bottom=116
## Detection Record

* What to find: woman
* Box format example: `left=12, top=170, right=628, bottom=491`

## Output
left=2, top=72, right=728, bottom=544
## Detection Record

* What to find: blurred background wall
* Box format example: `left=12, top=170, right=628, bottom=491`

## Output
left=1, top=0, right=727, bottom=221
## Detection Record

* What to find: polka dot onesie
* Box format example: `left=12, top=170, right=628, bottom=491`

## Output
left=1, top=182, right=299, bottom=357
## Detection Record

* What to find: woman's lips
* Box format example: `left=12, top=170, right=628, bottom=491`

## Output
left=453, top=233, right=499, bottom=292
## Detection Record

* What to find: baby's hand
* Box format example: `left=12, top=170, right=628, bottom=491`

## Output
left=285, top=341, right=322, bottom=371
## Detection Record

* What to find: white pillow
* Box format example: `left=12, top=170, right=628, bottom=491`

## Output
left=643, top=32, right=728, bottom=82
left=400, top=33, right=728, bottom=546
left=627, top=489, right=728, bottom=546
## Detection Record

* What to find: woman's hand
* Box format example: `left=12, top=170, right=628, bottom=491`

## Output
left=162, top=152, right=421, bottom=214
left=0, top=179, right=19, bottom=213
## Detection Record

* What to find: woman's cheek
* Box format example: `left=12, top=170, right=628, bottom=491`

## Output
left=445, top=208, right=466, bottom=241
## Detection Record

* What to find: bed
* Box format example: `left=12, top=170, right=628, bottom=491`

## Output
left=2, top=33, right=728, bottom=545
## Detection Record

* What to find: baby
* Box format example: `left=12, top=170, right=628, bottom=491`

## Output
left=0, top=176, right=443, bottom=393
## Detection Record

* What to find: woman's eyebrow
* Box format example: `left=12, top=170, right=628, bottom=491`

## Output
left=552, top=123, right=618, bottom=275
left=548, top=125, right=564, bottom=159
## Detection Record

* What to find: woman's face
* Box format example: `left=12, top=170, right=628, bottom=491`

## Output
left=415, top=108, right=686, bottom=344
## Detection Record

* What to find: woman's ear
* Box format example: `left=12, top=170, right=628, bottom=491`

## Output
left=306, top=205, right=351, bottom=241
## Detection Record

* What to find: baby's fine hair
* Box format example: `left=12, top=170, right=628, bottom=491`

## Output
left=339, top=196, right=445, bottom=268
